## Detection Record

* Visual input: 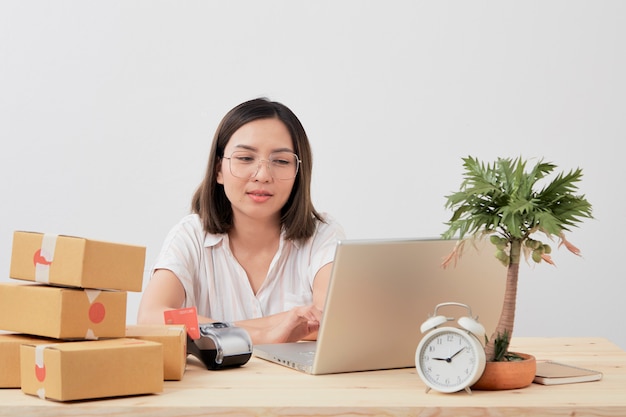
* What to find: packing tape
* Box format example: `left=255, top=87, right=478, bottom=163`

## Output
left=34, top=344, right=54, bottom=399
left=34, top=345, right=47, bottom=369
left=85, top=290, right=102, bottom=340
left=85, top=289, right=101, bottom=304
left=35, top=234, right=58, bottom=283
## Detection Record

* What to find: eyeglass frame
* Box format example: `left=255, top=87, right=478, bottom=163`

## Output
left=222, top=150, right=302, bottom=180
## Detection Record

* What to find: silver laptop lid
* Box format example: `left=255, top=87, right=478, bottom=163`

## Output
left=311, top=238, right=505, bottom=375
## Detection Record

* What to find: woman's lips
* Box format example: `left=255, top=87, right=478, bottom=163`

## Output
left=247, top=189, right=273, bottom=203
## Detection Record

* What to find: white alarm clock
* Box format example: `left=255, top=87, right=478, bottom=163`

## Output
left=415, top=302, right=486, bottom=394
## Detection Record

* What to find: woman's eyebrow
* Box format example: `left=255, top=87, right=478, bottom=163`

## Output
left=233, top=144, right=257, bottom=151
left=233, top=144, right=295, bottom=153
left=272, top=147, right=296, bottom=153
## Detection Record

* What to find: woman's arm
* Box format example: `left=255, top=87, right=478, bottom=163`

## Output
left=234, top=306, right=321, bottom=344
left=293, top=262, right=333, bottom=341
left=312, top=262, right=333, bottom=310
left=136, top=269, right=186, bottom=324
left=137, top=268, right=325, bottom=344
left=235, top=263, right=334, bottom=343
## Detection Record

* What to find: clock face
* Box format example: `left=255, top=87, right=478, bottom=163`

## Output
left=415, top=327, right=486, bottom=393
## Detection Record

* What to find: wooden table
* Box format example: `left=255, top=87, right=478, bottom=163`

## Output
left=1, top=337, right=625, bottom=416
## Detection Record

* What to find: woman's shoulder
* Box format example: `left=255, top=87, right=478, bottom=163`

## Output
left=163, top=213, right=224, bottom=249
left=164, top=213, right=208, bottom=243
left=171, top=213, right=203, bottom=232
left=317, top=212, right=342, bottom=228
left=313, top=212, right=346, bottom=239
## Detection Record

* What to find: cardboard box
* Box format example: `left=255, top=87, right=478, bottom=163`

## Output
left=20, top=338, right=163, bottom=401
left=10, top=231, right=146, bottom=292
left=126, top=324, right=187, bottom=380
left=0, top=283, right=126, bottom=340
left=0, top=333, right=57, bottom=388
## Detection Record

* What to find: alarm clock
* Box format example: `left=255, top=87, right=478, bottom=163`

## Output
left=415, top=302, right=486, bottom=394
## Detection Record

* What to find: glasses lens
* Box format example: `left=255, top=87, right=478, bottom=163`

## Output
left=228, top=151, right=299, bottom=180
left=269, top=152, right=299, bottom=179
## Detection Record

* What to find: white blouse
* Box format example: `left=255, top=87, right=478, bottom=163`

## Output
left=151, top=213, right=345, bottom=322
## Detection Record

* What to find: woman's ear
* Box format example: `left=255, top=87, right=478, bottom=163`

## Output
left=216, top=160, right=224, bottom=184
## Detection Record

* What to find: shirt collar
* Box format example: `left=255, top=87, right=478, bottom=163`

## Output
left=203, top=229, right=300, bottom=249
left=203, top=233, right=225, bottom=248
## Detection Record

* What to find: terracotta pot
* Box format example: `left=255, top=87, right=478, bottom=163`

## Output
left=472, top=352, right=536, bottom=390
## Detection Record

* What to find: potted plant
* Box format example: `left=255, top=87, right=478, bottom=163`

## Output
left=441, top=156, right=593, bottom=389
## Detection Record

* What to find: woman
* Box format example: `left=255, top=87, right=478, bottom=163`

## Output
left=137, top=98, right=345, bottom=344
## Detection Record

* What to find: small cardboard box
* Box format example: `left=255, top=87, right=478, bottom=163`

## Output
left=20, top=338, right=163, bottom=401
left=0, top=333, right=57, bottom=388
left=0, top=283, right=126, bottom=340
left=10, top=231, right=146, bottom=292
left=126, top=324, right=187, bottom=380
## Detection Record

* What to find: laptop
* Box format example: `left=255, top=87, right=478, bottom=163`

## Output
left=253, top=238, right=506, bottom=375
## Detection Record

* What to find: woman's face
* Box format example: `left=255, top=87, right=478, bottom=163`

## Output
left=217, top=118, right=297, bottom=226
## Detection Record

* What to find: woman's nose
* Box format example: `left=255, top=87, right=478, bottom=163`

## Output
left=251, top=159, right=273, bottom=181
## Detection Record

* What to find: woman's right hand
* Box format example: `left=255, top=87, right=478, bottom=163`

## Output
left=235, top=305, right=322, bottom=344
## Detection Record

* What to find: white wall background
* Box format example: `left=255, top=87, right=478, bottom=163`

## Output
left=1, top=1, right=625, bottom=349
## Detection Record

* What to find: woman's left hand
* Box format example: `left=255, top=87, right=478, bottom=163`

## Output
left=236, top=305, right=322, bottom=344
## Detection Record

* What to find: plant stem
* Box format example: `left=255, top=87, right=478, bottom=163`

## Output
left=484, top=239, right=521, bottom=361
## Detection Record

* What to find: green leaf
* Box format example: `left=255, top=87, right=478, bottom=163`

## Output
left=441, top=155, right=593, bottom=246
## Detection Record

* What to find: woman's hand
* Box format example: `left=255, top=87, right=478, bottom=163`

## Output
left=266, top=305, right=322, bottom=343
left=235, top=305, right=322, bottom=344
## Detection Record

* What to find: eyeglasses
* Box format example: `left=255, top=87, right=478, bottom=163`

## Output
left=223, top=150, right=301, bottom=180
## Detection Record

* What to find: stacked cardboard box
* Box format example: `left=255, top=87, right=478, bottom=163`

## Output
left=20, top=338, right=163, bottom=401
left=125, top=324, right=187, bottom=381
left=0, top=283, right=127, bottom=340
left=0, top=332, right=56, bottom=388
left=0, top=231, right=173, bottom=401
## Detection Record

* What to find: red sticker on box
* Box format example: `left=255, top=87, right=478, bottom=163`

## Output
left=89, top=302, right=106, bottom=323
left=33, top=234, right=58, bottom=284
left=34, top=345, right=51, bottom=382
left=35, top=365, right=46, bottom=382
left=33, top=249, right=53, bottom=266
left=164, top=307, right=200, bottom=340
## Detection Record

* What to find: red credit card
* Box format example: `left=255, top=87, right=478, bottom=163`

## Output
left=164, top=306, right=200, bottom=340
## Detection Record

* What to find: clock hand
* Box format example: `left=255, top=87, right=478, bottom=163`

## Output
left=431, top=347, right=466, bottom=363
left=449, top=347, right=466, bottom=360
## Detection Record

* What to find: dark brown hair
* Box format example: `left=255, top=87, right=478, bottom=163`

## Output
left=191, top=98, right=324, bottom=241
